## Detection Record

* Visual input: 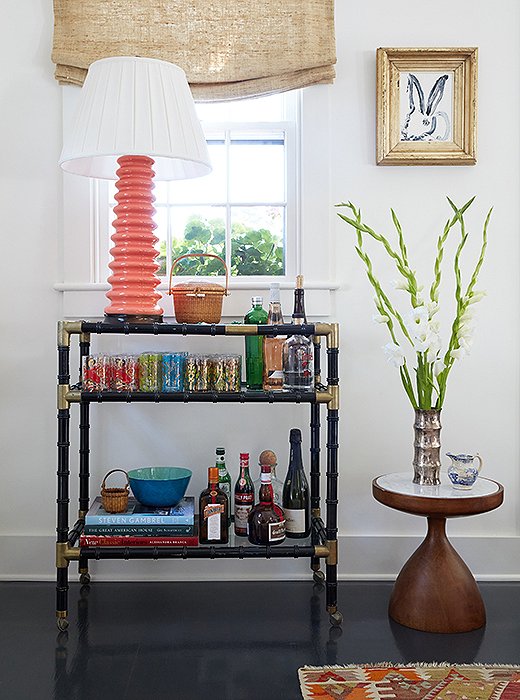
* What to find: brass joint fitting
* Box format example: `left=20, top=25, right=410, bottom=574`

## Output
left=326, top=539, right=338, bottom=566
left=314, top=545, right=330, bottom=559
left=224, top=324, right=258, bottom=335
left=57, top=320, right=83, bottom=347
left=329, top=385, right=340, bottom=411
left=80, top=331, right=91, bottom=344
left=316, top=390, right=333, bottom=404
left=314, top=323, right=331, bottom=339
left=311, top=507, right=321, bottom=519
left=327, top=323, right=339, bottom=350
left=78, top=510, right=88, bottom=520
left=56, top=543, right=80, bottom=568
left=58, top=385, right=70, bottom=410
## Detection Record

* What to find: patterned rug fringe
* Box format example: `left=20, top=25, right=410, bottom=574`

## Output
left=300, top=662, right=520, bottom=670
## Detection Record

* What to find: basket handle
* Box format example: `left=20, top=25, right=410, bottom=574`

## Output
left=168, top=253, right=229, bottom=296
left=101, top=469, right=129, bottom=492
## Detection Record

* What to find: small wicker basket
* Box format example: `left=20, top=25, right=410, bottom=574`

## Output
left=101, top=469, right=130, bottom=513
left=168, top=253, right=229, bottom=323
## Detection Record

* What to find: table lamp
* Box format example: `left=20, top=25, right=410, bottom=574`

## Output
left=59, top=56, right=212, bottom=323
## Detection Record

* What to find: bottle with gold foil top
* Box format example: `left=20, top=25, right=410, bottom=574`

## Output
left=234, top=452, right=255, bottom=536
left=282, top=276, right=314, bottom=390
left=199, top=467, right=229, bottom=544
left=263, top=283, right=285, bottom=391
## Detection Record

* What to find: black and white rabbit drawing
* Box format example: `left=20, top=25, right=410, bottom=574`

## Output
left=401, top=73, right=451, bottom=142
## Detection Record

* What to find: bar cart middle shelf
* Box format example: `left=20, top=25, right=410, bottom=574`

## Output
left=56, top=320, right=341, bottom=630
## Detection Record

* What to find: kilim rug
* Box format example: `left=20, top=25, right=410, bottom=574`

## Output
left=298, top=664, right=520, bottom=699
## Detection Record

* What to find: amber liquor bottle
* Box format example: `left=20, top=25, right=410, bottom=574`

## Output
left=282, top=428, right=310, bottom=538
left=248, top=465, right=286, bottom=545
left=199, top=467, right=229, bottom=544
left=282, top=275, right=314, bottom=390
left=262, top=283, right=285, bottom=391
left=234, top=452, right=255, bottom=536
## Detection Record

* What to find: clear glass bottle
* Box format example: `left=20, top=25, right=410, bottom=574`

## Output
left=263, top=283, right=285, bottom=391
left=282, top=428, right=310, bottom=538
left=244, top=297, right=268, bottom=389
left=282, top=276, right=314, bottom=390
left=248, top=465, right=286, bottom=545
left=199, top=467, right=229, bottom=544
left=216, top=447, right=232, bottom=524
left=254, top=450, right=283, bottom=508
left=234, top=452, right=255, bottom=536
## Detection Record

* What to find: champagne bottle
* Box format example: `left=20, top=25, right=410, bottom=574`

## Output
left=282, top=428, right=310, bottom=538
left=199, top=467, right=229, bottom=544
left=234, top=452, right=255, bottom=536
left=216, top=447, right=232, bottom=524
left=263, top=283, right=285, bottom=391
left=282, top=276, right=314, bottom=390
left=248, top=465, right=286, bottom=545
left=244, top=297, right=268, bottom=389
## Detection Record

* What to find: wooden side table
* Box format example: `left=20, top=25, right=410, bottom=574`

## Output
left=372, top=473, right=504, bottom=633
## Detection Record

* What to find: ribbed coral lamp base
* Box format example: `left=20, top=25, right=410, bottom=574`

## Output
left=104, top=155, right=163, bottom=322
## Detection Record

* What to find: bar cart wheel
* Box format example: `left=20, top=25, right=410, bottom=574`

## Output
left=56, top=617, right=69, bottom=632
left=79, top=572, right=91, bottom=585
left=313, top=570, right=325, bottom=585
left=329, top=611, right=343, bottom=627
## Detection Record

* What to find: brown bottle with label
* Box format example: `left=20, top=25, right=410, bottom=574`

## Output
left=199, top=467, right=229, bottom=544
left=248, top=464, right=286, bottom=545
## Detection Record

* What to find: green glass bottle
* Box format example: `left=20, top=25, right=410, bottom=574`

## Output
left=244, top=296, right=268, bottom=389
left=216, top=447, right=232, bottom=524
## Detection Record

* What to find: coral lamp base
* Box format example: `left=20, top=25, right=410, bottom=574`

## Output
left=104, top=155, right=163, bottom=321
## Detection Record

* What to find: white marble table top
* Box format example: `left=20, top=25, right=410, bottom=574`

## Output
left=375, top=472, right=500, bottom=499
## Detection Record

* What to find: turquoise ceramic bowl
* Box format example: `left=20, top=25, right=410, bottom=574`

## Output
left=127, top=467, right=192, bottom=508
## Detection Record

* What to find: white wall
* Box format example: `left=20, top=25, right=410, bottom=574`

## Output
left=1, top=0, right=519, bottom=580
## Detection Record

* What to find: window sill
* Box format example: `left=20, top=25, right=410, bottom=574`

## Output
left=54, top=282, right=337, bottom=319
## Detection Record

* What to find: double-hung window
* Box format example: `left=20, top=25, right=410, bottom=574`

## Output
left=59, top=85, right=334, bottom=318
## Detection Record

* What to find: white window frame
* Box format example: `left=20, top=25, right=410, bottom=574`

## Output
left=57, top=85, right=336, bottom=319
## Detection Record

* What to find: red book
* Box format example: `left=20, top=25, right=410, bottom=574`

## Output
left=79, top=534, right=199, bottom=547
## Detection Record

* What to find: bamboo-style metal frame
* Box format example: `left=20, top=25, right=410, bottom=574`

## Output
left=56, top=320, right=341, bottom=630
left=376, top=47, right=478, bottom=166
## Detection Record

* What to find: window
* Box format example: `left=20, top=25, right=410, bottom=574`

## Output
left=58, top=84, right=334, bottom=319
left=104, top=93, right=298, bottom=283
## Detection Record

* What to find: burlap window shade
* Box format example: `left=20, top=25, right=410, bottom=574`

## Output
left=52, top=1, right=336, bottom=101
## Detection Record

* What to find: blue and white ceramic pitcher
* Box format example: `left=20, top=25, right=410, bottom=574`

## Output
left=446, top=452, right=483, bottom=489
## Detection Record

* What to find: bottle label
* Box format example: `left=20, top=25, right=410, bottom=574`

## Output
left=234, top=504, right=252, bottom=533
left=269, top=520, right=286, bottom=542
left=204, top=504, right=224, bottom=540
left=284, top=508, right=306, bottom=534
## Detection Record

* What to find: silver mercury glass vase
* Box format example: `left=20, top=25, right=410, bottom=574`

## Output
left=412, top=408, right=442, bottom=486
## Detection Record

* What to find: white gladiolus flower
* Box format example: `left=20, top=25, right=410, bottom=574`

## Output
left=383, top=342, right=405, bottom=367
left=457, top=323, right=474, bottom=340
left=450, top=348, right=466, bottom=360
left=409, top=305, right=429, bottom=326
left=429, top=319, right=441, bottom=334
left=467, top=290, right=487, bottom=304
left=458, top=336, right=473, bottom=352
left=372, top=313, right=390, bottom=324
left=427, top=301, right=439, bottom=317
left=392, top=278, right=409, bottom=291
left=433, top=360, right=445, bottom=377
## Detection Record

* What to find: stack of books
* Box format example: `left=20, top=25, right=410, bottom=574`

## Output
left=80, top=496, right=197, bottom=546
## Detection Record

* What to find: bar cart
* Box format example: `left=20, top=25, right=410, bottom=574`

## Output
left=56, top=320, right=341, bottom=630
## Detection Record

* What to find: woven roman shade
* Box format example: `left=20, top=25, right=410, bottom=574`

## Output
left=52, top=1, right=336, bottom=100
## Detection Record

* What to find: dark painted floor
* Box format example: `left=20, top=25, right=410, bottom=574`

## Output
left=0, top=580, right=518, bottom=699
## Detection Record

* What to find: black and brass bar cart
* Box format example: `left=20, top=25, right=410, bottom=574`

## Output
left=56, top=320, right=341, bottom=631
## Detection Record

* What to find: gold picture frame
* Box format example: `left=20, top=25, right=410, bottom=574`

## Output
left=376, top=47, right=478, bottom=166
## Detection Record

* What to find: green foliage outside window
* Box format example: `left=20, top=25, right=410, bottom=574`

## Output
left=158, top=215, right=284, bottom=277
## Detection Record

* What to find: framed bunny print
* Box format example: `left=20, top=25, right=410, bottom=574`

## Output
left=376, top=47, right=477, bottom=165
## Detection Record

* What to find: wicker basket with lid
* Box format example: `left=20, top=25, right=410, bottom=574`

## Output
left=168, top=253, right=229, bottom=323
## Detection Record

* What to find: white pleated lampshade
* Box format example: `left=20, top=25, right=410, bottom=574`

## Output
left=59, top=56, right=211, bottom=181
